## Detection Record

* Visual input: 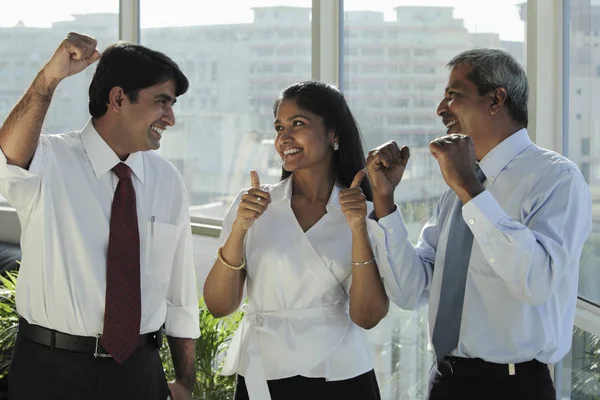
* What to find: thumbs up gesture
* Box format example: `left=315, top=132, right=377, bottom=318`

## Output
left=339, top=170, right=368, bottom=231
left=233, top=170, right=271, bottom=232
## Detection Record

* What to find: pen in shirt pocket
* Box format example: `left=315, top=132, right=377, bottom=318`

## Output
left=151, top=216, right=155, bottom=236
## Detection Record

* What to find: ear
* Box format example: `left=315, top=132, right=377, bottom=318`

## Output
left=489, top=88, right=507, bottom=116
left=108, top=86, right=126, bottom=113
left=328, top=129, right=337, bottom=145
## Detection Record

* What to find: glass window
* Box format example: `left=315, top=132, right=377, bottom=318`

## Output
left=0, top=1, right=119, bottom=134
left=568, top=0, right=600, bottom=306
left=560, top=327, right=600, bottom=399
left=343, top=1, right=526, bottom=396
left=140, top=1, right=312, bottom=220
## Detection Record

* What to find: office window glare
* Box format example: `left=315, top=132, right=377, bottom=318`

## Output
left=0, top=1, right=119, bottom=135
left=568, top=0, right=600, bottom=307
left=140, top=1, right=312, bottom=220
left=342, top=1, right=526, bottom=398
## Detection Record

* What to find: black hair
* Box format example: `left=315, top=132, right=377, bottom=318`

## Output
left=88, top=41, right=188, bottom=119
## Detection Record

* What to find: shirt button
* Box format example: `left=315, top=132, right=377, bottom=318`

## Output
left=388, top=228, right=394, bottom=233
left=469, top=219, right=475, bottom=225
left=490, top=257, right=495, bottom=263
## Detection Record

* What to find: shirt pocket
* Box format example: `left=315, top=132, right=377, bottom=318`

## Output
left=144, top=219, right=179, bottom=291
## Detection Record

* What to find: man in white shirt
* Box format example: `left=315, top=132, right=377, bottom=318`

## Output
left=366, top=48, right=592, bottom=398
left=0, top=32, right=199, bottom=400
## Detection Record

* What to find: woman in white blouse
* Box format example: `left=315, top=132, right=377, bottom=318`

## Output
left=203, top=81, right=389, bottom=400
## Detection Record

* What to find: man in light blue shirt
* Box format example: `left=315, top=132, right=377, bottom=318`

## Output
left=366, top=48, right=592, bottom=399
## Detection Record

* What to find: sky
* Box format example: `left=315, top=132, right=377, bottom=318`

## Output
left=0, top=0, right=525, bottom=41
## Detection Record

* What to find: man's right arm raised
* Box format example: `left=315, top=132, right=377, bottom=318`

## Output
left=0, top=32, right=100, bottom=169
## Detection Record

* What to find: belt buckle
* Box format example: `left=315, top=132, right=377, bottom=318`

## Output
left=94, top=334, right=112, bottom=358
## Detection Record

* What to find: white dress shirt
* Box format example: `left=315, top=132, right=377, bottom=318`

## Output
left=0, top=120, right=200, bottom=339
left=220, top=176, right=386, bottom=399
left=373, top=128, right=592, bottom=364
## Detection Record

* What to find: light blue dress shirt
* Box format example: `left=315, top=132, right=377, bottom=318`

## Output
left=373, top=128, right=592, bottom=364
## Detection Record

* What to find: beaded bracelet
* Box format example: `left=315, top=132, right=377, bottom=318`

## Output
left=217, top=246, right=246, bottom=270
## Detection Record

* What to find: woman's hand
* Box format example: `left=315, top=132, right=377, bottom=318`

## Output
left=232, top=170, right=271, bottom=232
left=339, top=170, right=368, bottom=232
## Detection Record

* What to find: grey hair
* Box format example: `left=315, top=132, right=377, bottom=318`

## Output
left=447, top=48, right=528, bottom=127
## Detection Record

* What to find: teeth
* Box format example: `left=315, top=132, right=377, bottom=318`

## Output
left=445, top=120, right=457, bottom=128
left=151, top=126, right=165, bottom=136
left=283, top=148, right=302, bottom=155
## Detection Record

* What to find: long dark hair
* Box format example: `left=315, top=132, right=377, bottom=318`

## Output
left=273, top=81, right=372, bottom=201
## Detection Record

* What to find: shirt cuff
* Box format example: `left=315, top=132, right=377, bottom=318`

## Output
left=368, top=207, right=409, bottom=247
left=462, top=190, right=509, bottom=239
left=165, top=304, right=200, bottom=339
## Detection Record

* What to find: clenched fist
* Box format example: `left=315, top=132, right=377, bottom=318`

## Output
left=41, top=32, right=101, bottom=87
left=429, top=134, right=484, bottom=203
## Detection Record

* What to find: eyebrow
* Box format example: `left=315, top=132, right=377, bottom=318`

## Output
left=156, top=93, right=177, bottom=105
left=274, top=114, right=311, bottom=124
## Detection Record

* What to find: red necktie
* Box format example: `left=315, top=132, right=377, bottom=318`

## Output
left=101, top=162, right=141, bottom=364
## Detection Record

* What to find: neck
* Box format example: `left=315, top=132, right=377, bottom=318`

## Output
left=291, top=168, right=336, bottom=203
left=93, top=118, right=131, bottom=161
left=475, top=121, right=523, bottom=160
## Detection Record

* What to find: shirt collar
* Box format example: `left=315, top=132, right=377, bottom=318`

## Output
left=269, top=175, right=343, bottom=210
left=80, top=118, right=145, bottom=184
left=478, top=128, right=533, bottom=186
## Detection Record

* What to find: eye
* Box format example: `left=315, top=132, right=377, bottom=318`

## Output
left=274, top=125, right=283, bottom=133
left=157, top=99, right=168, bottom=105
left=292, top=120, right=305, bottom=127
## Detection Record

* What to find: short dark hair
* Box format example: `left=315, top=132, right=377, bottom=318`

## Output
left=88, top=41, right=189, bottom=119
left=447, top=48, right=529, bottom=127
left=273, top=81, right=373, bottom=201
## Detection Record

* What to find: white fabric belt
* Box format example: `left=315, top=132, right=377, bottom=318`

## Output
left=221, top=302, right=350, bottom=400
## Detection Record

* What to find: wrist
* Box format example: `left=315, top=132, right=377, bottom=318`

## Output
left=455, top=180, right=485, bottom=205
left=35, top=69, right=60, bottom=97
left=350, top=222, right=368, bottom=236
left=372, top=194, right=396, bottom=220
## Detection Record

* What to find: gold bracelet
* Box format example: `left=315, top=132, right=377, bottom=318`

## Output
left=352, top=257, right=376, bottom=266
left=217, top=246, right=246, bottom=270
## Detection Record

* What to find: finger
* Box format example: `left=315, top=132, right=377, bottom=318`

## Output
left=373, top=151, right=393, bottom=169
left=399, top=146, right=410, bottom=166
left=250, top=170, right=260, bottom=189
left=86, top=49, right=101, bottom=65
left=239, top=201, right=267, bottom=215
left=339, top=188, right=363, bottom=199
left=242, top=192, right=270, bottom=206
left=247, top=189, right=271, bottom=204
left=429, top=141, right=442, bottom=159
left=350, top=170, right=365, bottom=188
left=339, top=193, right=366, bottom=205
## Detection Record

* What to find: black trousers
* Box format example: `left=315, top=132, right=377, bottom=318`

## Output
left=8, top=334, right=170, bottom=400
left=428, top=357, right=556, bottom=400
left=235, top=370, right=381, bottom=400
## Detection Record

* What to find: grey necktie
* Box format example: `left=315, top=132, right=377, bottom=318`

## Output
left=431, top=166, right=486, bottom=362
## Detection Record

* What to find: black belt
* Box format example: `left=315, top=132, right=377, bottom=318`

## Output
left=437, top=356, right=548, bottom=378
left=18, top=317, right=162, bottom=358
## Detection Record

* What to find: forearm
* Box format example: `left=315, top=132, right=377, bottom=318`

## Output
left=167, top=336, right=196, bottom=392
left=0, top=69, right=59, bottom=168
left=203, top=228, right=247, bottom=317
left=349, top=226, right=389, bottom=329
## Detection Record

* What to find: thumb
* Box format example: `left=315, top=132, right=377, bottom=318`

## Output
left=350, top=169, right=366, bottom=188
left=250, top=170, right=260, bottom=189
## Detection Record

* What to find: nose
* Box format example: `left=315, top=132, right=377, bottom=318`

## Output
left=436, top=98, right=448, bottom=117
left=277, top=127, right=292, bottom=145
left=162, top=106, right=175, bottom=127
